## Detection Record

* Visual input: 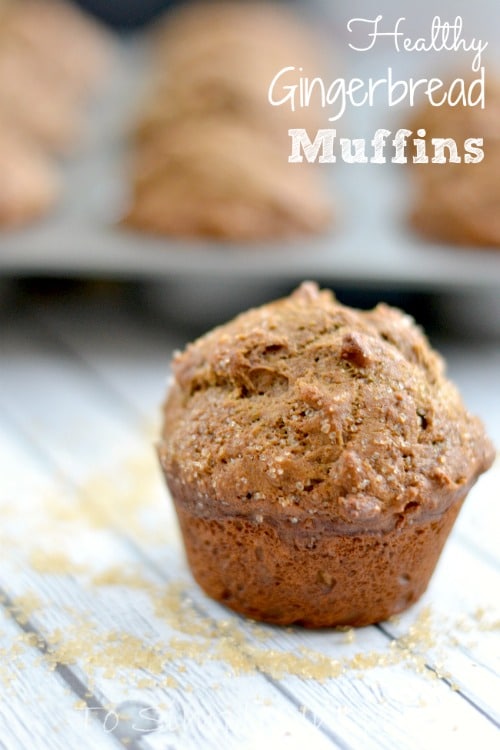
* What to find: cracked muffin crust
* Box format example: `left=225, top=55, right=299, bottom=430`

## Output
left=159, top=283, right=494, bottom=626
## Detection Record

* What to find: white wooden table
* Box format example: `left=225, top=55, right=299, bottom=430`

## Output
left=0, top=284, right=498, bottom=750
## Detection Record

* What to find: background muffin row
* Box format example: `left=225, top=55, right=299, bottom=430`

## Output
left=0, top=0, right=498, bottom=254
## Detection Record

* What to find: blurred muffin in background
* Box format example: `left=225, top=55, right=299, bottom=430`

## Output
left=127, top=119, right=332, bottom=240
left=0, top=0, right=111, bottom=94
left=125, top=1, right=334, bottom=241
left=0, top=129, right=60, bottom=227
left=0, top=0, right=112, bottom=227
left=0, top=37, right=81, bottom=153
left=137, top=0, right=325, bottom=142
left=408, top=74, right=500, bottom=248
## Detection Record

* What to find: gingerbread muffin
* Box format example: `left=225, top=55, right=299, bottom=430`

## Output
left=158, top=283, right=494, bottom=627
left=409, top=75, right=500, bottom=247
left=125, top=1, right=333, bottom=241
left=137, top=0, right=326, bottom=144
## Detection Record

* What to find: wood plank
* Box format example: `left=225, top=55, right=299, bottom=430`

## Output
left=0, top=607, right=117, bottom=750
left=440, top=341, right=500, bottom=444
left=19, top=285, right=185, bottom=418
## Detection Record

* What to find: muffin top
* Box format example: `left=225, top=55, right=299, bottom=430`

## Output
left=159, top=283, right=494, bottom=532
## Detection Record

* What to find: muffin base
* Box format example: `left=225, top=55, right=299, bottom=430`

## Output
left=172, top=496, right=465, bottom=628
